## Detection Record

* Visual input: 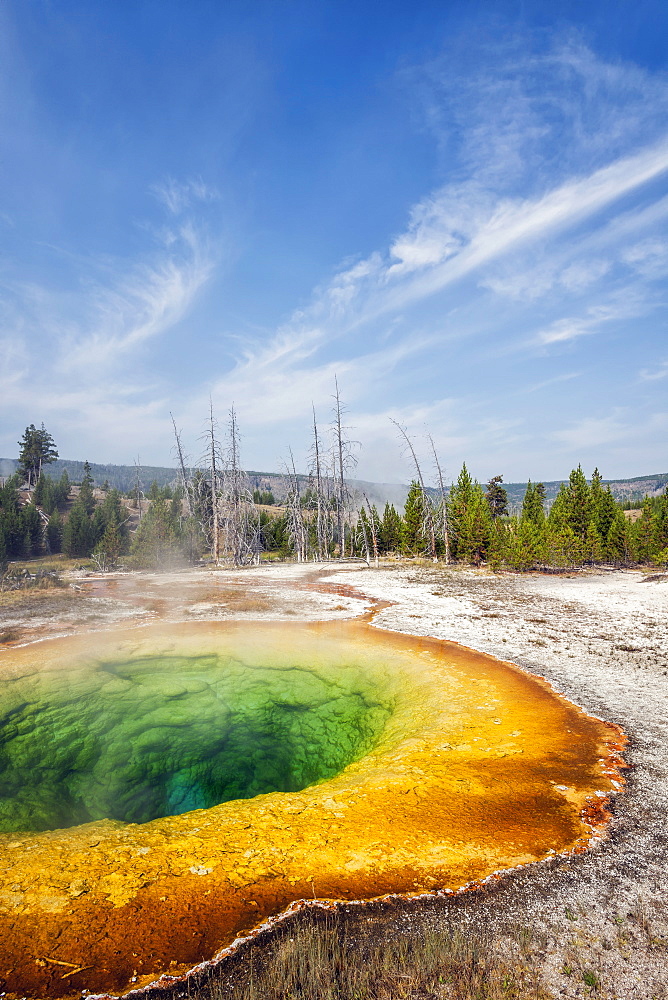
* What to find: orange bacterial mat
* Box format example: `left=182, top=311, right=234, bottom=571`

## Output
left=0, top=616, right=624, bottom=998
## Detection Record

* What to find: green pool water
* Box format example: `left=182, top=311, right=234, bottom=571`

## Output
left=0, top=650, right=392, bottom=833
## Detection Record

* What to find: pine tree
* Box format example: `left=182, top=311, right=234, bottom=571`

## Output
left=0, top=477, right=25, bottom=558
left=379, top=503, right=402, bottom=553
left=22, top=503, right=43, bottom=556
left=565, top=465, right=592, bottom=541
left=448, top=463, right=474, bottom=560
left=130, top=498, right=181, bottom=569
left=584, top=522, right=604, bottom=564
left=634, top=497, right=656, bottom=563
left=522, top=480, right=546, bottom=526
left=62, top=499, right=96, bottom=558
left=17, top=423, right=58, bottom=487
left=596, top=486, right=617, bottom=540
left=46, top=512, right=63, bottom=554
left=485, top=475, right=508, bottom=519
left=654, top=491, right=668, bottom=552
left=606, top=510, right=631, bottom=566
left=33, top=473, right=50, bottom=510
left=487, top=519, right=507, bottom=571
left=93, top=520, right=123, bottom=570
left=92, top=489, right=129, bottom=552
left=78, top=461, right=96, bottom=515
left=456, top=484, right=492, bottom=565
left=402, top=482, right=428, bottom=555
left=54, top=470, right=71, bottom=508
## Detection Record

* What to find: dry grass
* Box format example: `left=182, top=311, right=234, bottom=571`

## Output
left=201, top=915, right=549, bottom=1000
left=194, top=587, right=275, bottom=613
left=0, top=566, right=66, bottom=595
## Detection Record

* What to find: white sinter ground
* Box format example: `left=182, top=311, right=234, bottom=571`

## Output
left=321, top=563, right=668, bottom=1000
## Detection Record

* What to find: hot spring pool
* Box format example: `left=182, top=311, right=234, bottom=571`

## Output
left=0, top=619, right=624, bottom=998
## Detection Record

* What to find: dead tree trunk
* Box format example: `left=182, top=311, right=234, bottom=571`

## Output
left=286, top=448, right=307, bottom=562
left=428, top=433, right=450, bottom=564
left=331, top=377, right=358, bottom=559
left=311, top=405, right=328, bottom=561
left=390, top=419, right=437, bottom=562
left=333, top=377, right=346, bottom=557
left=357, top=509, right=371, bottom=567
left=362, top=492, right=379, bottom=567
left=207, top=400, right=220, bottom=565
left=170, top=412, right=193, bottom=517
left=133, top=459, right=144, bottom=521
left=221, top=406, right=261, bottom=566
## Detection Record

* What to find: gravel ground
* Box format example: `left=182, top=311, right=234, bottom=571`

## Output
left=322, top=563, right=668, bottom=1000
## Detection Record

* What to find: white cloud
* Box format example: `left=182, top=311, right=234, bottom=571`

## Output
left=531, top=293, right=650, bottom=348
left=58, top=227, right=214, bottom=375
left=638, top=359, right=668, bottom=382
left=150, top=177, right=220, bottom=215
left=525, top=372, right=581, bottom=393
left=551, top=411, right=631, bottom=449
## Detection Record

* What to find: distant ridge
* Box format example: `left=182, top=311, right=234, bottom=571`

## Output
left=0, top=457, right=665, bottom=511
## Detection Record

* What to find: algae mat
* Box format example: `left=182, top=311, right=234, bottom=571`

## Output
left=0, top=619, right=623, bottom=998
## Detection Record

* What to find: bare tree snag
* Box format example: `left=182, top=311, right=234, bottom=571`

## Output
left=207, top=399, right=220, bottom=565
left=390, top=419, right=437, bottom=562
left=362, top=492, right=379, bottom=567
left=170, top=412, right=193, bottom=517
left=428, top=433, right=450, bottom=564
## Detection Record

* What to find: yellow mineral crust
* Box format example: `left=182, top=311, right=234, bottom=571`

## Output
left=0, top=620, right=623, bottom=998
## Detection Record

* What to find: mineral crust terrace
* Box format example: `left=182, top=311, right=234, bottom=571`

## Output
left=0, top=617, right=624, bottom=998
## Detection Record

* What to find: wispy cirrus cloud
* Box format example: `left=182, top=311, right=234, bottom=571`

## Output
left=57, top=221, right=215, bottom=375
left=150, top=177, right=220, bottom=216
left=638, top=359, right=668, bottom=382
left=2, top=32, right=667, bottom=482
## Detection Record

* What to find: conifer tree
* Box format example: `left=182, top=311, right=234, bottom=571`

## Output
left=485, top=476, right=508, bottom=519
left=17, top=423, right=58, bottom=487
left=448, top=463, right=474, bottom=559
left=46, top=511, right=63, bottom=554
left=522, top=480, right=546, bottom=525
left=380, top=503, right=402, bottom=553
left=78, top=461, right=96, bottom=515
left=565, top=465, right=592, bottom=541
left=584, top=521, right=604, bottom=564
left=606, top=510, right=631, bottom=566
left=130, top=497, right=181, bottom=568
left=62, top=499, right=96, bottom=557
left=655, top=491, right=668, bottom=552
left=402, top=482, right=428, bottom=555
left=634, top=497, right=656, bottom=564
left=33, top=473, right=50, bottom=510
left=54, top=470, right=71, bottom=507
left=456, top=484, right=492, bottom=565
left=596, top=486, right=618, bottom=540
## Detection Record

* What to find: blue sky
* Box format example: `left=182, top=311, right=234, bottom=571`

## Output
left=1, top=0, right=667, bottom=485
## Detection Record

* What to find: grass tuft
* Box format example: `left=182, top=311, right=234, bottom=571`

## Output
left=204, top=915, right=549, bottom=1000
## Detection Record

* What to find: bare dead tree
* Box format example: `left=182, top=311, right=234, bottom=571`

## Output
left=356, top=507, right=371, bottom=567
left=133, top=458, right=144, bottom=521
left=390, top=419, right=437, bottom=562
left=308, top=404, right=331, bottom=561
left=331, top=377, right=358, bottom=558
left=284, top=447, right=307, bottom=562
left=170, top=412, right=193, bottom=517
left=428, top=432, right=450, bottom=564
left=362, top=492, right=379, bottom=567
left=220, top=406, right=261, bottom=566
left=203, top=399, right=221, bottom=565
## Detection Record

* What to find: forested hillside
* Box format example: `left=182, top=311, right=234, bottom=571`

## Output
left=1, top=457, right=665, bottom=511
